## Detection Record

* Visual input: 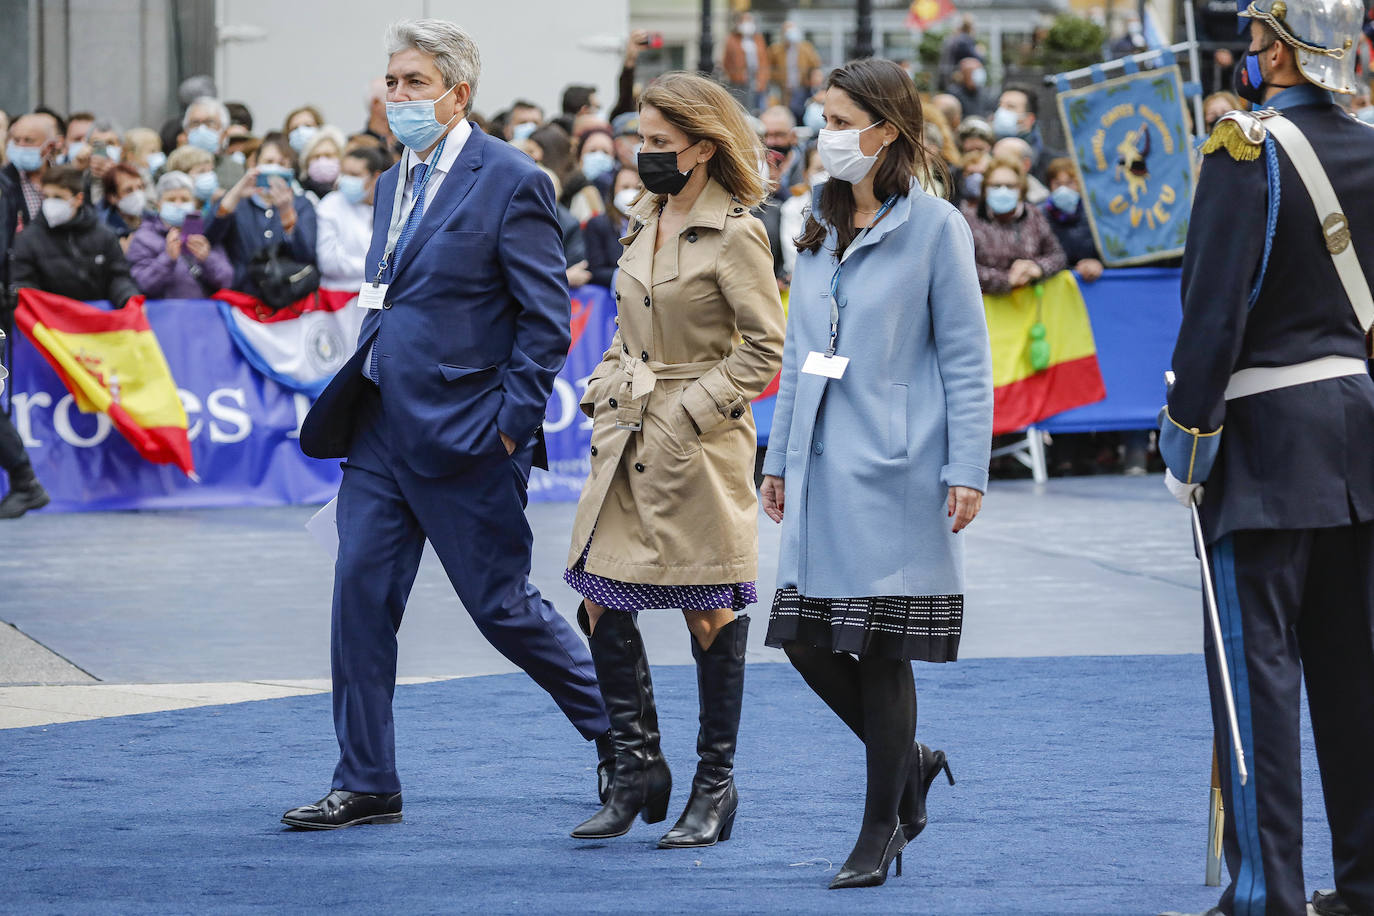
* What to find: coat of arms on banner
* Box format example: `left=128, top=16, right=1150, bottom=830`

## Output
left=1056, top=66, right=1197, bottom=266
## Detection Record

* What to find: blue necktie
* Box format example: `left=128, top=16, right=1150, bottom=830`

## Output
left=366, top=161, right=431, bottom=383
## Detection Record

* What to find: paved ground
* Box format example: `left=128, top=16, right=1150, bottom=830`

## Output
left=0, top=474, right=1202, bottom=726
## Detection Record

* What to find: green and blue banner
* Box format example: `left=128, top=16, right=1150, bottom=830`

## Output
left=1056, top=66, right=1198, bottom=266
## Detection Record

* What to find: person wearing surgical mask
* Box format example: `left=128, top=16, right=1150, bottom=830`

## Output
left=581, top=165, right=641, bottom=288
left=183, top=96, right=247, bottom=193
left=990, top=86, right=1061, bottom=180
left=3, top=113, right=60, bottom=230
left=504, top=101, right=544, bottom=143
left=960, top=158, right=1065, bottom=293
left=764, top=59, right=990, bottom=890
left=724, top=12, right=771, bottom=111
left=1041, top=158, right=1102, bottom=283
left=315, top=146, right=391, bottom=291
left=206, top=131, right=318, bottom=298
left=82, top=119, right=126, bottom=206
left=98, top=163, right=150, bottom=245
left=125, top=169, right=233, bottom=298
left=283, top=105, right=325, bottom=159
left=768, top=20, right=821, bottom=122
left=297, top=126, right=347, bottom=202
left=9, top=164, right=139, bottom=307
left=563, top=127, right=615, bottom=223
left=950, top=57, right=992, bottom=119
left=164, top=144, right=221, bottom=216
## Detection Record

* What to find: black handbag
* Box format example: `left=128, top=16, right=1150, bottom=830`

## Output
left=246, top=242, right=319, bottom=311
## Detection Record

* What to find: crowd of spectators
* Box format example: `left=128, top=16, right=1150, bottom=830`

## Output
left=2, top=18, right=1372, bottom=478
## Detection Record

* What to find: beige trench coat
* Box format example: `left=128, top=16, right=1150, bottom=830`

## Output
left=567, top=178, right=785, bottom=586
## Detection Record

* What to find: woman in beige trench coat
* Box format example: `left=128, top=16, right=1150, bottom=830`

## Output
left=565, top=73, right=785, bottom=848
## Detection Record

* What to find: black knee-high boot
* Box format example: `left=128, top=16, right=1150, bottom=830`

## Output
left=570, top=609, right=672, bottom=839
left=830, top=656, right=916, bottom=889
left=659, top=614, right=749, bottom=848
left=783, top=641, right=953, bottom=841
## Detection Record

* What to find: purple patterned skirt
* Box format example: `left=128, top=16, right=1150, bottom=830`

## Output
left=563, top=539, right=758, bottom=612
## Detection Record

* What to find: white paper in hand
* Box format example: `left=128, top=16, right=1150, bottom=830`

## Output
left=306, top=496, right=339, bottom=557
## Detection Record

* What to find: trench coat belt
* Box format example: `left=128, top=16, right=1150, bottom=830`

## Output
left=615, top=353, right=719, bottom=430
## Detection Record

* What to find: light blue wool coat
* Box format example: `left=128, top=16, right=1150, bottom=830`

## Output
left=763, top=181, right=993, bottom=599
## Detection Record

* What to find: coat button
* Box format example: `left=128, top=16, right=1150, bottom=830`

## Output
left=263, top=229, right=274, bottom=239
left=732, top=207, right=743, bottom=214
left=643, top=296, right=651, bottom=307
left=615, top=291, right=621, bottom=301
left=609, top=398, right=618, bottom=408
left=730, top=408, right=743, bottom=419
left=383, top=302, right=392, bottom=310
left=634, top=462, right=645, bottom=472
left=264, top=209, right=274, bottom=218
left=813, top=441, right=824, bottom=455
left=590, top=446, right=598, bottom=456
left=685, top=230, right=698, bottom=243
left=640, top=351, right=649, bottom=360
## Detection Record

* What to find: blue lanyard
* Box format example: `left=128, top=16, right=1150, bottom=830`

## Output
left=373, top=136, right=447, bottom=285
left=827, top=194, right=897, bottom=356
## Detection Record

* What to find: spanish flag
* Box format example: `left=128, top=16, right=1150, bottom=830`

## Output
left=984, top=271, right=1106, bottom=435
left=15, top=290, right=195, bottom=476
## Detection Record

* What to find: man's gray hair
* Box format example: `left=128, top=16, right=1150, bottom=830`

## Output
left=155, top=170, right=194, bottom=198
left=90, top=116, right=124, bottom=137
left=384, top=19, right=481, bottom=112
left=183, top=96, right=230, bottom=132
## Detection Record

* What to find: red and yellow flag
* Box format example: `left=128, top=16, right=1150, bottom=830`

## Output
left=984, top=271, right=1106, bottom=435
left=15, top=290, right=195, bottom=476
left=908, top=0, right=957, bottom=30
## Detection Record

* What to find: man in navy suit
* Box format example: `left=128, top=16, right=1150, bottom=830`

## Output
left=283, top=19, right=611, bottom=830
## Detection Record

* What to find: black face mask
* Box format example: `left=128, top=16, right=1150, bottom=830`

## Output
left=638, top=144, right=696, bottom=196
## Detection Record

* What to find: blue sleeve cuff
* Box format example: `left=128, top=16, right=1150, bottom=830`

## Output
left=940, top=462, right=988, bottom=493
left=761, top=447, right=786, bottom=479
left=1157, top=406, right=1223, bottom=484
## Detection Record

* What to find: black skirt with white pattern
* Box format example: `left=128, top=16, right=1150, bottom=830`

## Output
left=764, top=587, right=963, bottom=662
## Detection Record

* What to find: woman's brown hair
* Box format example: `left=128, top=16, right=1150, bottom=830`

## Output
left=637, top=72, right=768, bottom=208
left=796, top=58, right=949, bottom=259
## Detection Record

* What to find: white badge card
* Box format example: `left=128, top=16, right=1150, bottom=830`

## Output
left=802, top=351, right=850, bottom=379
left=357, top=283, right=388, bottom=310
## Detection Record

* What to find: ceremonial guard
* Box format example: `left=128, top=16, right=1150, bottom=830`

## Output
left=1159, top=0, right=1374, bottom=912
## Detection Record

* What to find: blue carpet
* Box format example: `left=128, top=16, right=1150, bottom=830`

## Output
left=0, top=656, right=1332, bottom=915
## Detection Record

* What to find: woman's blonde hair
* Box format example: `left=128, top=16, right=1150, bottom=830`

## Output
left=638, top=72, right=768, bottom=208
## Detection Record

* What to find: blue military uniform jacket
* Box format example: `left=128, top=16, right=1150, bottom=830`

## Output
left=1162, top=84, right=1374, bottom=542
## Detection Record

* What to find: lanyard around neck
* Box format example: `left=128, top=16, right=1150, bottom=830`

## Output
left=372, top=136, right=447, bottom=285
left=826, top=194, right=897, bottom=356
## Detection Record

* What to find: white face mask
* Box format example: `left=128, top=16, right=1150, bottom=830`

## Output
left=42, top=197, right=75, bottom=227
left=816, top=121, right=886, bottom=184
left=739, top=20, right=756, bottom=37
left=117, top=190, right=147, bottom=217
left=613, top=187, right=641, bottom=216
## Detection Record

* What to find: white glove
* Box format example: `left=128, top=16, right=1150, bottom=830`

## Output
left=1164, top=469, right=1203, bottom=507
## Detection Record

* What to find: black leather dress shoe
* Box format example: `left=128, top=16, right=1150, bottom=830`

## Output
left=1313, top=890, right=1367, bottom=916
left=281, top=790, right=402, bottom=829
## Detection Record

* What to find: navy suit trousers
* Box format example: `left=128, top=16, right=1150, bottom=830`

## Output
left=1204, top=523, right=1374, bottom=916
left=330, top=384, right=608, bottom=794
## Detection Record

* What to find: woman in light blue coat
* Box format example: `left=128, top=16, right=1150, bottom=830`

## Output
left=759, top=59, right=993, bottom=890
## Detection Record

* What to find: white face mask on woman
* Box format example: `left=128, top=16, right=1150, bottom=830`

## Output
left=816, top=120, right=886, bottom=184
left=42, top=197, right=76, bottom=227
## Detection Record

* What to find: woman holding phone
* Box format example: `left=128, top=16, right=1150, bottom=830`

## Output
left=205, top=130, right=318, bottom=299
left=759, top=58, right=992, bottom=889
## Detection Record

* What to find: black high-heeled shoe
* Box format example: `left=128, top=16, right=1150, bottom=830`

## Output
left=901, top=743, right=955, bottom=841
left=829, top=824, right=908, bottom=889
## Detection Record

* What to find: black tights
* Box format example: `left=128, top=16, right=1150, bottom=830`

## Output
left=784, top=640, right=915, bottom=870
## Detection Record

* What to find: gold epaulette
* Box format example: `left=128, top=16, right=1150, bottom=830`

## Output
left=1200, top=113, right=1265, bottom=162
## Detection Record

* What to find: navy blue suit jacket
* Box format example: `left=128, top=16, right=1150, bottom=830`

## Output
left=299, top=127, right=570, bottom=476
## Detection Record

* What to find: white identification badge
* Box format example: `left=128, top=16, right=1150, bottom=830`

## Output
left=357, top=282, right=388, bottom=310
left=802, top=351, right=849, bottom=379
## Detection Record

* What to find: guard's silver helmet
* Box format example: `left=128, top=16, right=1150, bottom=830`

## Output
left=1239, top=0, right=1363, bottom=94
